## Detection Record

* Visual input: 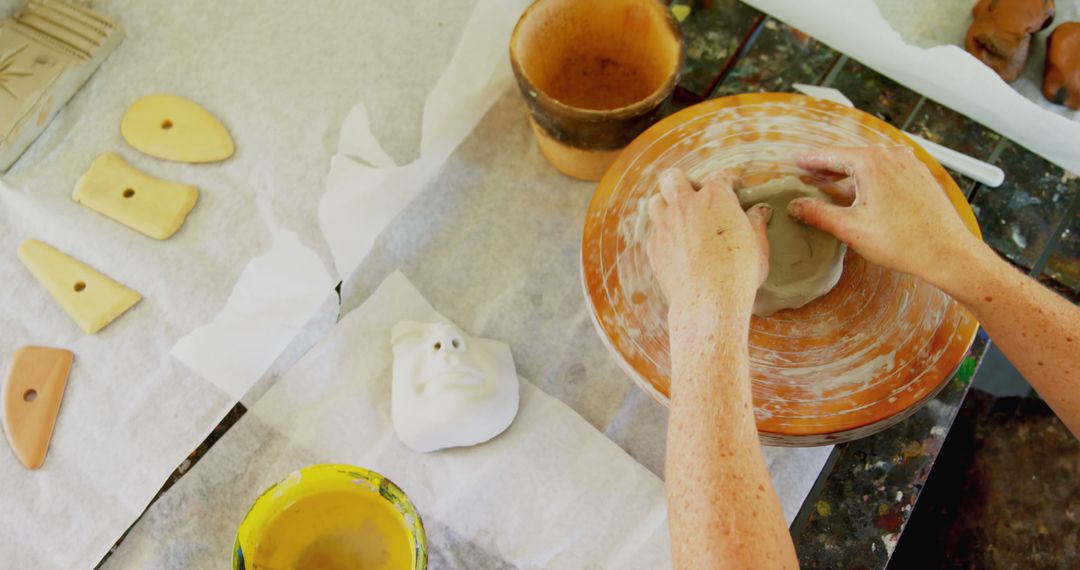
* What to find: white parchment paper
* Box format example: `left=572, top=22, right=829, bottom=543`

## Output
left=0, top=0, right=482, bottom=566
left=331, top=82, right=834, bottom=490
left=745, top=0, right=1080, bottom=174
left=104, top=271, right=673, bottom=569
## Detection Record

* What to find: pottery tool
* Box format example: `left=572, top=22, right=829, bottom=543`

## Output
left=18, top=238, right=142, bottom=334
left=0, top=0, right=123, bottom=172
left=234, top=464, right=426, bottom=570
left=120, top=94, right=234, bottom=163
left=792, top=83, right=1005, bottom=187
left=582, top=93, right=980, bottom=445
left=2, top=346, right=73, bottom=469
left=72, top=152, right=199, bottom=240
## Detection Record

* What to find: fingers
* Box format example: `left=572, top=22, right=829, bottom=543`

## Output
left=647, top=193, right=667, bottom=225
left=796, top=147, right=863, bottom=176
left=788, top=197, right=849, bottom=238
left=659, top=169, right=694, bottom=204
left=700, top=169, right=738, bottom=192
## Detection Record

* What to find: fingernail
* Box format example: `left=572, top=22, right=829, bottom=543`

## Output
left=758, top=203, right=774, bottom=223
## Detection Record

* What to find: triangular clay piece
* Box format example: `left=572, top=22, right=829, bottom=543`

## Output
left=73, top=152, right=199, bottom=239
left=2, top=346, right=74, bottom=469
left=17, top=239, right=141, bottom=334
left=120, top=94, right=234, bottom=163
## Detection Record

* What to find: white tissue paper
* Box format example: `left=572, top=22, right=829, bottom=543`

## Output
left=318, top=0, right=532, bottom=282
left=745, top=0, right=1080, bottom=174
left=103, top=271, right=673, bottom=569
left=170, top=230, right=335, bottom=401
left=0, top=0, right=496, bottom=566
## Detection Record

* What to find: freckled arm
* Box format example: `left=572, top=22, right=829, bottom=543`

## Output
left=665, top=293, right=799, bottom=569
left=926, top=241, right=1080, bottom=438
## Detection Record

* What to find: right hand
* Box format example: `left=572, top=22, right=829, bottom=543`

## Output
left=789, top=146, right=980, bottom=281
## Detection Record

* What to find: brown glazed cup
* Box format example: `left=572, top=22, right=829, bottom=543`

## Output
left=509, top=0, right=684, bottom=181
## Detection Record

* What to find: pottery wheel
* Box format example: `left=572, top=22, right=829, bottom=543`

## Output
left=581, top=93, right=980, bottom=446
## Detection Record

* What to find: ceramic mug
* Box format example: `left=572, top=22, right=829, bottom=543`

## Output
left=233, top=464, right=427, bottom=570
left=510, top=0, right=685, bottom=181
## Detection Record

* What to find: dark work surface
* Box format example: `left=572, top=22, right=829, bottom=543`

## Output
left=888, top=391, right=1080, bottom=569
left=666, top=2, right=1080, bottom=568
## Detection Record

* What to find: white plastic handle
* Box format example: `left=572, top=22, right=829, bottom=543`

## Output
left=906, top=133, right=1004, bottom=188
left=792, top=84, right=1005, bottom=188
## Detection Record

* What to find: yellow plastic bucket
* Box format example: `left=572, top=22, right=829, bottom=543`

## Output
left=233, top=464, right=427, bottom=569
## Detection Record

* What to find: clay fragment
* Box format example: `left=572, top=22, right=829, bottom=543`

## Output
left=2, top=346, right=73, bottom=470
left=1043, top=22, right=1080, bottom=109
left=965, top=0, right=1055, bottom=82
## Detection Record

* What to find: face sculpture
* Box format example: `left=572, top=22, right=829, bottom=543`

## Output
left=390, top=321, right=520, bottom=453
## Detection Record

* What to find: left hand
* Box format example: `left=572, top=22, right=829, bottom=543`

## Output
left=646, top=168, right=772, bottom=316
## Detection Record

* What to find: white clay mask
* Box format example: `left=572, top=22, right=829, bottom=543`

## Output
left=390, top=321, right=520, bottom=453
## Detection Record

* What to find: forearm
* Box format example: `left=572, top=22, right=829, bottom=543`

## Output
left=928, top=241, right=1080, bottom=437
left=665, top=298, right=797, bottom=569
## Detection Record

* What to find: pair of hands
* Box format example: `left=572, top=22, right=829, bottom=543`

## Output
left=647, top=146, right=978, bottom=315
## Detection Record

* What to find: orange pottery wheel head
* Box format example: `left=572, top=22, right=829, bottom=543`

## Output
left=582, top=93, right=980, bottom=446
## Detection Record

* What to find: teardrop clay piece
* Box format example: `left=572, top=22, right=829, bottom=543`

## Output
left=2, top=346, right=74, bottom=470
left=121, top=94, right=234, bottom=163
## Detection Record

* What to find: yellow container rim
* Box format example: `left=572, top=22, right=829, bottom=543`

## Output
left=232, top=463, right=427, bottom=569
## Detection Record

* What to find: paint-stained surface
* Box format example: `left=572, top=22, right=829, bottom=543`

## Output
left=668, top=0, right=763, bottom=98
left=825, top=57, right=922, bottom=127
left=793, top=330, right=989, bottom=568
left=1043, top=209, right=1080, bottom=297
left=971, top=143, right=1080, bottom=270
left=902, top=99, right=1003, bottom=198
left=711, top=18, right=839, bottom=98
left=889, top=390, right=1080, bottom=568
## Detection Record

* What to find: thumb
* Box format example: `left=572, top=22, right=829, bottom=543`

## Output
left=788, top=197, right=849, bottom=238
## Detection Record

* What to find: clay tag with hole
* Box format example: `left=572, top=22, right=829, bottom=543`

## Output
left=73, top=152, right=199, bottom=239
left=121, top=94, right=234, bottom=163
left=2, top=346, right=73, bottom=470
left=18, top=238, right=141, bottom=334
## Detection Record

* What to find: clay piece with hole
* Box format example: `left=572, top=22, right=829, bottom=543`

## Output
left=2, top=346, right=73, bottom=469
left=1043, top=22, right=1080, bottom=109
left=120, top=94, right=234, bottom=163
left=72, top=152, right=199, bottom=239
left=0, top=0, right=124, bottom=172
left=965, top=0, right=1056, bottom=82
left=736, top=176, right=847, bottom=316
left=390, top=321, right=520, bottom=453
left=17, top=239, right=141, bottom=334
